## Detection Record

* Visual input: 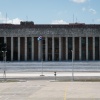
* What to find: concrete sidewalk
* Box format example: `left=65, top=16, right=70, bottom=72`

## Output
left=0, top=72, right=100, bottom=81
left=0, top=72, right=100, bottom=77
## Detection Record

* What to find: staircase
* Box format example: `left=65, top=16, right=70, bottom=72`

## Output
left=0, top=61, right=100, bottom=72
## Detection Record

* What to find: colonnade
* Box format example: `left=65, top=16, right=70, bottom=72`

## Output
left=3, top=36, right=100, bottom=61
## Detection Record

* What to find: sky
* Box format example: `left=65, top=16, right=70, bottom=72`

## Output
left=0, top=0, right=100, bottom=24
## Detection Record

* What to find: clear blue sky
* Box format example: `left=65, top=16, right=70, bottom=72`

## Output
left=0, top=0, right=100, bottom=24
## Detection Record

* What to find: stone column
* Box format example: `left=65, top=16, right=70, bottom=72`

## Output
left=52, top=37, right=54, bottom=61
left=31, top=37, right=34, bottom=61
left=4, top=37, right=7, bottom=61
left=18, top=37, right=20, bottom=61
left=72, top=37, right=75, bottom=60
left=25, top=37, right=27, bottom=61
left=11, top=37, right=13, bottom=61
left=38, top=40, right=41, bottom=61
left=99, top=37, right=100, bottom=60
left=79, top=37, right=82, bottom=60
left=86, top=37, right=88, bottom=61
left=59, top=37, right=62, bottom=61
left=45, top=37, right=48, bottom=61
left=4, top=37, right=7, bottom=43
left=66, top=37, right=68, bottom=60
left=93, top=37, right=95, bottom=60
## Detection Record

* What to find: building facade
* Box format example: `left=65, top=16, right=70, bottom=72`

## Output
left=0, top=22, right=100, bottom=61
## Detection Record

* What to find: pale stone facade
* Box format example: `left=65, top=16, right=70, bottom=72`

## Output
left=0, top=22, right=100, bottom=61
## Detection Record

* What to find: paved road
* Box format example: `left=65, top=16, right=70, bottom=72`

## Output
left=0, top=80, right=100, bottom=100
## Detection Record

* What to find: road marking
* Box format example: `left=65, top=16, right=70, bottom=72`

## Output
left=64, top=85, right=67, bottom=100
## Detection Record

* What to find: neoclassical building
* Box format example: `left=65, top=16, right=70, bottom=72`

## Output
left=0, top=21, right=100, bottom=61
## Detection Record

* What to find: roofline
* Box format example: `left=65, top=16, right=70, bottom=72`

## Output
left=0, top=22, right=100, bottom=29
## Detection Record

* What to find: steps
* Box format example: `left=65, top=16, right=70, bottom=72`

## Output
left=0, top=61, right=100, bottom=72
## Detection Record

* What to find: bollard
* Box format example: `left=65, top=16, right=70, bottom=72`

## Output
left=54, top=72, right=57, bottom=81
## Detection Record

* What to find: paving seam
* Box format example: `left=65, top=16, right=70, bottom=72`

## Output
left=64, top=84, right=68, bottom=100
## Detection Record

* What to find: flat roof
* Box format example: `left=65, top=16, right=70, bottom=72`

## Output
left=0, top=21, right=100, bottom=29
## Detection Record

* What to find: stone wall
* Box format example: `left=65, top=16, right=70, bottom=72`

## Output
left=0, top=23, right=100, bottom=37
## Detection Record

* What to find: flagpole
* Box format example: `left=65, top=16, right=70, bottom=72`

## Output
left=37, top=36, right=44, bottom=76
left=41, top=39, right=44, bottom=76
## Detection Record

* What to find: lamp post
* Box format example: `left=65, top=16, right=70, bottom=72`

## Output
left=2, top=50, right=7, bottom=81
left=2, top=43, right=7, bottom=81
left=71, top=50, right=74, bottom=81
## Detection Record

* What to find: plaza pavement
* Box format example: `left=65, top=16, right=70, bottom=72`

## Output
left=0, top=80, right=100, bottom=100
left=0, top=72, right=100, bottom=100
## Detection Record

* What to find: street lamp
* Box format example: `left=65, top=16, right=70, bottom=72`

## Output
left=2, top=50, right=7, bottom=81
left=2, top=43, right=7, bottom=81
left=71, top=50, right=74, bottom=81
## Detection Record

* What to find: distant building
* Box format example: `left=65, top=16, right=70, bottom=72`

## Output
left=0, top=21, right=100, bottom=61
